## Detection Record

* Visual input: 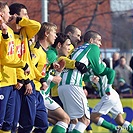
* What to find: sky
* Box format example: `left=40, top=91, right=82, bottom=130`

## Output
left=110, top=0, right=133, bottom=11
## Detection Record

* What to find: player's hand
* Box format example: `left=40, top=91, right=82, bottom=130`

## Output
left=15, top=82, right=23, bottom=90
left=40, top=82, right=48, bottom=91
left=91, top=75, right=99, bottom=84
left=52, top=75, right=62, bottom=84
left=53, top=62, right=60, bottom=70
left=56, top=59, right=66, bottom=72
left=1, top=23, right=8, bottom=34
left=24, top=83, right=33, bottom=95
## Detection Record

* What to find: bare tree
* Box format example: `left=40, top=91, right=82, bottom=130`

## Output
left=48, top=0, right=113, bottom=48
left=7, top=0, right=133, bottom=50
left=48, top=0, right=133, bottom=50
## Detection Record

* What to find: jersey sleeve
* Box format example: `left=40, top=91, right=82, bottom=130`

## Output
left=87, top=44, right=105, bottom=75
left=67, top=44, right=74, bottom=57
left=83, top=73, right=91, bottom=83
left=18, top=17, right=41, bottom=40
left=47, top=49, right=57, bottom=64
left=100, top=67, right=115, bottom=84
left=58, top=56, right=76, bottom=69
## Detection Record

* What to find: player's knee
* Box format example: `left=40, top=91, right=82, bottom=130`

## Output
left=90, top=113, right=100, bottom=124
left=70, top=119, right=78, bottom=124
left=78, top=115, right=90, bottom=126
left=115, top=114, right=125, bottom=126
left=63, top=113, right=70, bottom=124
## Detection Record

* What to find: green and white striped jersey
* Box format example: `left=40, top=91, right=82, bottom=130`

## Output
left=84, top=61, right=115, bottom=97
left=59, top=43, right=106, bottom=87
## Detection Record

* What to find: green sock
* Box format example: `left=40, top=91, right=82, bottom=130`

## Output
left=51, top=125, right=65, bottom=133
left=128, top=124, right=133, bottom=133
left=101, top=120, right=117, bottom=131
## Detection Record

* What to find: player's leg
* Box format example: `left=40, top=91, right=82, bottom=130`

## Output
left=48, top=104, right=70, bottom=133
left=59, top=85, right=90, bottom=133
left=112, top=97, right=133, bottom=133
left=0, top=86, right=16, bottom=133
left=18, top=81, right=36, bottom=133
left=11, top=89, right=21, bottom=133
left=91, top=95, right=118, bottom=132
left=33, top=91, right=48, bottom=133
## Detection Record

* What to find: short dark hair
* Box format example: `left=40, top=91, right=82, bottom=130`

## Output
left=52, top=32, right=70, bottom=48
left=65, top=25, right=79, bottom=34
left=84, top=30, right=101, bottom=43
left=120, top=56, right=125, bottom=60
left=9, top=3, right=27, bottom=15
left=0, top=2, right=8, bottom=12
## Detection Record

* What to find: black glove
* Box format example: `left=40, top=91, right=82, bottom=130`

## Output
left=75, top=61, right=88, bottom=74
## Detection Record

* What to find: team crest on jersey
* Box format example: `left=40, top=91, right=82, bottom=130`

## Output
left=16, top=41, right=25, bottom=58
left=9, top=34, right=13, bottom=38
left=31, top=53, right=36, bottom=58
left=8, top=41, right=14, bottom=55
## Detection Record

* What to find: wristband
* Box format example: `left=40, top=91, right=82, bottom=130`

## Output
left=2, top=33, right=9, bottom=39
left=22, top=63, right=28, bottom=71
left=17, top=79, right=24, bottom=84
left=24, top=78, right=31, bottom=85
left=40, top=78, right=46, bottom=84
left=55, top=71, right=61, bottom=76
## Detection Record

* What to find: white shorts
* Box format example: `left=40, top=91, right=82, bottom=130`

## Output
left=41, top=93, right=60, bottom=111
left=92, top=89, right=124, bottom=119
left=58, top=84, right=90, bottom=119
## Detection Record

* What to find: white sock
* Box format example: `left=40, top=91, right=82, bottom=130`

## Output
left=68, top=124, right=76, bottom=132
left=97, top=117, right=104, bottom=126
left=122, top=121, right=130, bottom=128
left=74, top=121, right=87, bottom=133
left=56, top=121, right=68, bottom=132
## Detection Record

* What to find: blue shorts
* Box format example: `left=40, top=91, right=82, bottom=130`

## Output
left=18, top=81, right=36, bottom=133
left=33, top=91, right=48, bottom=133
left=0, top=85, right=16, bottom=131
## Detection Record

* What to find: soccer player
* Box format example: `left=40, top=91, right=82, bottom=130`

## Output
left=9, top=3, right=48, bottom=133
left=58, top=28, right=122, bottom=133
left=31, top=23, right=70, bottom=133
left=51, top=25, right=82, bottom=105
left=0, top=2, right=30, bottom=133
left=83, top=30, right=133, bottom=133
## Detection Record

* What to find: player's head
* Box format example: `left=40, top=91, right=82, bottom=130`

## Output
left=52, top=32, right=71, bottom=56
left=84, top=30, right=102, bottom=47
left=65, top=25, right=81, bottom=47
left=37, top=22, right=57, bottom=45
left=9, top=3, right=28, bottom=18
left=0, top=2, right=10, bottom=23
